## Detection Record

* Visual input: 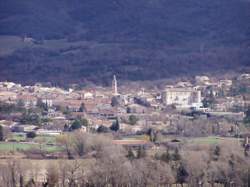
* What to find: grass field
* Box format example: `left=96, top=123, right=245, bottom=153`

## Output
left=5, top=133, right=60, bottom=152
left=0, top=142, right=62, bottom=153
left=10, top=133, right=26, bottom=142
left=34, top=135, right=57, bottom=144
left=187, top=136, right=240, bottom=145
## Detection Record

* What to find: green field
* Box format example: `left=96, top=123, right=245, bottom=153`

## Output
left=34, top=135, right=57, bottom=144
left=10, top=133, right=57, bottom=144
left=0, top=142, right=62, bottom=153
left=189, top=137, right=220, bottom=144
left=10, top=133, right=26, bottom=142
left=187, top=136, right=240, bottom=145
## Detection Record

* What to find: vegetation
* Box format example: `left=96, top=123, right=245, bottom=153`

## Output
left=110, top=119, right=120, bottom=131
left=78, top=103, right=86, bottom=112
left=20, top=111, right=41, bottom=125
left=0, top=102, right=24, bottom=114
left=26, top=131, right=36, bottom=139
left=70, top=118, right=88, bottom=131
left=0, top=125, right=5, bottom=141
left=0, top=0, right=249, bottom=85
left=244, top=107, right=250, bottom=127
left=111, top=97, right=119, bottom=107
left=128, top=115, right=138, bottom=126
left=0, top=133, right=249, bottom=186
left=0, top=142, right=61, bottom=152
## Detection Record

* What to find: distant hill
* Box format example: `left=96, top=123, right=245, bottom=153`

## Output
left=0, top=0, right=249, bottom=85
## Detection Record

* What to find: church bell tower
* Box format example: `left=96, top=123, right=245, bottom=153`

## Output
left=112, top=75, right=118, bottom=96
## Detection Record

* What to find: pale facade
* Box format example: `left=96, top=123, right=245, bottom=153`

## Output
left=162, top=88, right=202, bottom=108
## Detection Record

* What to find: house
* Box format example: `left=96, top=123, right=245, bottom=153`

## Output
left=0, top=91, right=17, bottom=102
left=36, top=129, right=62, bottom=136
left=12, top=125, right=38, bottom=133
left=42, top=99, right=53, bottom=107
left=83, top=92, right=94, bottom=100
left=218, top=80, right=233, bottom=90
left=119, top=123, right=144, bottom=133
left=237, top=74, right=250, bottom=81
left=195, top=76, right=210, bottom=85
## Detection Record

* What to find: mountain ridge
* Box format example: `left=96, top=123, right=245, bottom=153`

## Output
left=0, top=0, right=249, bottom=85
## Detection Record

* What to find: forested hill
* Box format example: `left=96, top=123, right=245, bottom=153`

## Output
left=0, top=0, right=249, bottom=85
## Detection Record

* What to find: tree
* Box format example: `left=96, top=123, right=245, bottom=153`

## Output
left=134, top=97, right=150, bottom=107
left=128, top=115, right=138, bottom=126
left=70, top=120, right=82, bottom=130
left=244, top=107, right=250, bottom=126
left=0, top=125, right=5, bottom=141
left=126, top=107, right=132, bottom=113
left=202, top=92, right=216, bottom=108
left=213, top=145, right=221, bottom=161
left=177, top=163, right=189, bottom=187
left=127, top=148, right=136, bottom=160
left=110, top=119, right=120, bottom=131
left=97, top=125, right=110, bottom=133
left=20, top=111, right=41, bottom=125
left=172, top=148, right=181, bottom=161
left=79, top=103, right=86, bottom=112
left=81, top=118, right=88, bottom=127
left=137, top=146, right=146, bottom=158
left=56, top=134, right=73, bottom=159
left=70, top=118, right=88, bottom=131
left=160, top=150, right=171, bottom=163
left=148, top=128, right=157, bottom=142
left=73, top=133, right=87, bottom=157
left=45, top=164, right=59, bottom=187
left=26, top=131, right=36, bottom=139
left=0, top=101, right=22, bottom=113
left=36, top=98, right=48, bottom=111
left=111, top=96, right=119, bottom=107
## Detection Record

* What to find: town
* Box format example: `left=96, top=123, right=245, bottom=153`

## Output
left=0, top=73, right=250, bottom=186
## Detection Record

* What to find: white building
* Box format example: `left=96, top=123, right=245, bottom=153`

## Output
left=42, top=99, right=53, bottom=107
left=195, top=76, right=210, bottom=85
left=83, top=92, right=94, bottom=99
left=162, top=87, right=202, bottom=109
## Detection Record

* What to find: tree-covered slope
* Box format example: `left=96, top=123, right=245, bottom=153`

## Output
left=0, top=0, right=249, bottom=85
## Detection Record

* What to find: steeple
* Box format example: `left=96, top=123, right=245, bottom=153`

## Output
left=112, top=75, right=118, bottom=95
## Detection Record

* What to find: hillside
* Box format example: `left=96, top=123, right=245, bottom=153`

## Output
left=0, top=0, right=249, bottom=85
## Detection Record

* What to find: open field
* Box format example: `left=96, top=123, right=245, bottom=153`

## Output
left=10, top=133, right=26, bottom=142
left=34, top=135, right=57, bottom=144
left=0, top=142, right=62, bottom=153
left=121, top=135, right=149, bottom=141
left=186, top=136, right=242, bottom=145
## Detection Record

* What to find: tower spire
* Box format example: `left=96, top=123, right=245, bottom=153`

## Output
left=112, top=75, right=118, bottom=95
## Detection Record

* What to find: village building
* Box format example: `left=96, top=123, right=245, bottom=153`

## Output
left=237, top=73, right=250, bottom=81
left=17, top=94, right=37, bottom=108
left=0, top=91, right=17, bottom=102
left=218, top=79, right=233, bottom=91
left=12, top=125, right=38, bottom=133
left=162, top=87, right=202, bottom=109
left=213, top=96, right=245, bottom=112
left=195, top=76, right=210, bottom=85
left=42, top=98, right=53, bottom=107
left=83, top=92, right=94, bottom=100
left=36, top=129, right=62, bottom=136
